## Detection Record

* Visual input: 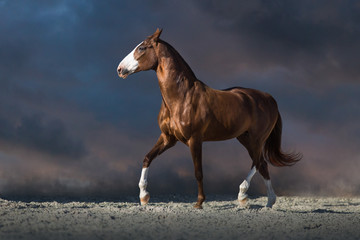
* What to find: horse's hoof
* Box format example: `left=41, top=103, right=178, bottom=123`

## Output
left=194, top=204, right=203, bottom=209
left=266, top=196, right=276, bottom=208
left=239, top=197, right=248, bottom=207
left=140, top=193, right=150, bottom=206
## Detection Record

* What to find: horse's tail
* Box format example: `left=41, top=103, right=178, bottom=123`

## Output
left=264, top=113, right=302, bottom=167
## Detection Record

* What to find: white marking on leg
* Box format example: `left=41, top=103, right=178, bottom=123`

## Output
left=138, top=167, right=149, bottom=199
left=238, top=167, right=256, bottom=201
left=264, top=179, right=276, bottom=208
left=117, top=41, right=143, bottom=76
left=246, top=166, right=256, bottom=183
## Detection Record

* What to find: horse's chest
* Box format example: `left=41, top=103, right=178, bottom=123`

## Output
left=159, top=104, right=195, bottom=143
left=169, top=117, right=191, bottom=143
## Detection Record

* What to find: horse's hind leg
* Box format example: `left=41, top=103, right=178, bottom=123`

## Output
left=236, top=134, right=258, bottom=206
left=237, top=134, right=276, bottom=207
left=138, top=133, right=177, bottom=205
left=238, top=165, right=256, bottom=206
left=258, top=159, right=276, bottom=207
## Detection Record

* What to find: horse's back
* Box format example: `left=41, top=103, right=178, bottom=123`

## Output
left=224, top=86, right=274, bottom=100
left=223, top=87, right=278, bottom=111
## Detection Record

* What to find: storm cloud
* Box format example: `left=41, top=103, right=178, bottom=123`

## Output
left=194, top=0, right=360, bottom=83
left=0, top=115, right=86, bottom=159
left=0, top=0, right=359, bottom=198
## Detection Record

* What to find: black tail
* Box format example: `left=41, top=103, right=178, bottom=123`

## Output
left=264, top=113, right=302, bottom=167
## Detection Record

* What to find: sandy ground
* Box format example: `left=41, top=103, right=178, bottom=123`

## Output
left=0, top=195, right=359, bottom=240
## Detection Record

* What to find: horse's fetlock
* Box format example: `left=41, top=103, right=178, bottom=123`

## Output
left=239, top=180, right=249, bottom=193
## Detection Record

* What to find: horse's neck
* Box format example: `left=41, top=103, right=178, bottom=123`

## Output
left=155, top=43, right=198, bottom=109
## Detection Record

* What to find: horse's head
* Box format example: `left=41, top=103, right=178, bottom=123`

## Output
left=117, top=28, right=162, bottom=79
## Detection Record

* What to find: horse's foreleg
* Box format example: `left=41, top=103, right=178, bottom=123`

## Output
left=139, top=168, right=150, bottom=205
left=189, top=137, right=205, bottom=209
left=139, top=134, right=176, bottom=206
left=238, top=166, right=256, bottom=206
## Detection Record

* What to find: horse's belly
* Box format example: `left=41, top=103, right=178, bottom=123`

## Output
left=202, top=118, right=250, bottom=141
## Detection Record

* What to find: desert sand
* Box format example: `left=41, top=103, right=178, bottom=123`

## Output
left=0, top=195, right=359, bottom=240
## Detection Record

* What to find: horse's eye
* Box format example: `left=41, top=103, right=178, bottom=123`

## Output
left=138, top=46, right=146, bottom=51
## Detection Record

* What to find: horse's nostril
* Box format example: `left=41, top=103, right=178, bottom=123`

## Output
left=117, top=67, right=122, bottom=74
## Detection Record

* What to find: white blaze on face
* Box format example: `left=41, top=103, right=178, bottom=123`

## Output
left=138, top=167, right=149, bottom=199
left=117, top=41, right=143, bottom=77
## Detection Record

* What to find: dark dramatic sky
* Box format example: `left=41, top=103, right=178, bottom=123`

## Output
left=1, top=0, right=360, bottom=198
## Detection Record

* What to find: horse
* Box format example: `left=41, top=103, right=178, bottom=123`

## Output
left=117, top=29, right=301, bottom=209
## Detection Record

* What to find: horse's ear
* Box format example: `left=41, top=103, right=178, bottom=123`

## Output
left=150, top=28, right=162, bottom=45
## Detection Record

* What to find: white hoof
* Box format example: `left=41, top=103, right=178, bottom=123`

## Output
left=238, top=180, right=250, bottom=207
left=140, top=193, right=150, bottom=206
left=238, top=196, right=248, bottom=207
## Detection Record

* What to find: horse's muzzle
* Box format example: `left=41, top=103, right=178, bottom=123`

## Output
left=117, top=67, right=129, bottom=79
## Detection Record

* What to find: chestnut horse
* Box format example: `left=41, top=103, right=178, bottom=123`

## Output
left=117, top=29, right=301, bottom=209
